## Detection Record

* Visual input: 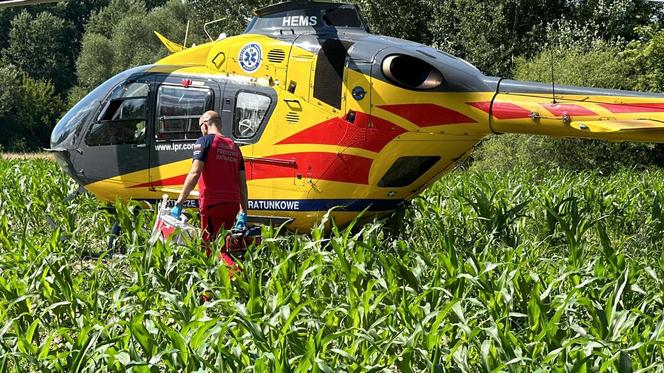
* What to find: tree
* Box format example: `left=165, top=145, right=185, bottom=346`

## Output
left=0, top=64, right=20, bottom=120
left=190, top=0, right=271, bottom=37
left=513, top=42, right=630, bottom=90
left=15, top=74, right=66, bottom=150
left=0, top=64, right=64, bottom=152
left=422, top=0, right=659, bottom=77
left=76, top=0, right=203, bottom=90
left=569, top=0, right=658, bottom=42
left=622, top=26, right=664, bottom=93
left=75, top=33, right=116, bottom=90
left=83, top=0, right=147, bottom=37
left=0, top=8, right=17, bottom=51
left=0, top=1, right=111, bottom=100
left=1, top=11, right=73, bottom=93
left=50, top=1, right=112, bottom=60
left=356, top=0, right=433, bottom=45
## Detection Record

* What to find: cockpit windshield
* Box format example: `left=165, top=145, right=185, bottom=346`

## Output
left=50, top=66, right=149, bottom=150
left=322, top=5, right=363, bottom=28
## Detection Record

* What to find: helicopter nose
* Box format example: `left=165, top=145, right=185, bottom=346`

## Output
left=51, top=149, right=79, bottom=180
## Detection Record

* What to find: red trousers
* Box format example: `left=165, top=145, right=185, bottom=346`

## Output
left=200, top=202, right=240, bottom=268
left=200, top=202, right=239, bottom=243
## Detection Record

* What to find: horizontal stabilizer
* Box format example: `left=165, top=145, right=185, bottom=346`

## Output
left=571, top=119, right=664, bottom=133
left=154, top=31, right=184, bottom=53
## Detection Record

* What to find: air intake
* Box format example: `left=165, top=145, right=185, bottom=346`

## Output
left=286, top=112, right=299, bottom=123
left=382, top=54, right=443, bottom=90
left=267, top=49, right=286, bottom=63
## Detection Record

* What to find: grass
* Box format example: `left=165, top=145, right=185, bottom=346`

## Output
left=1, top=153, right=53, bottom=161
left=0, top=158, right=662, bottom=372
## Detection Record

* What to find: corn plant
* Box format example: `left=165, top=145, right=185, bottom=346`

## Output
left=0, top=158, right=662, bottom=372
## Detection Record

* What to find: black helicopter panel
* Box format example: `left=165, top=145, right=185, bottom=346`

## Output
left=245, top=1, right=367, bottom=36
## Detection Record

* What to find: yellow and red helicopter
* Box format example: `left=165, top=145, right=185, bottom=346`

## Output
left=24, top=0, right=664, bottom=230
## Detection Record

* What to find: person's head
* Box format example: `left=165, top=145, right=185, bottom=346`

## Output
left=199, top=111, right=221, bottom=135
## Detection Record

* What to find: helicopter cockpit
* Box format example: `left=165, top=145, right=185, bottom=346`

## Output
left=50, top=66, right=150, bottom=152
left=50, top=63, right=277, bottom=190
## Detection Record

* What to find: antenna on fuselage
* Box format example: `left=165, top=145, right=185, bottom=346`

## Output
left=204, top=18, right=228, bottom=41
left=550, top=47, right=557, bottom=104
left=183, top=20, right=190, bottom=48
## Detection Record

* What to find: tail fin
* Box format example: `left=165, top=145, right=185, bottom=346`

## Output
left=154, top=31, right=185, bottom=53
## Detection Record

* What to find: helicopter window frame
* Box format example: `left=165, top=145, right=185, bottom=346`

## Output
left=155, top=84, right=215, bottom=142
left=85, top=81, right=150, bottom=147
left=232, top=90, right=272, bottom=141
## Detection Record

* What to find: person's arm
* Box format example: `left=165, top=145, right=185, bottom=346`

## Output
left=175, top=160, right=204, bottom=206
left=175, top=135, right=210, bottom=208
left=238, top=170, right=248, bottom=213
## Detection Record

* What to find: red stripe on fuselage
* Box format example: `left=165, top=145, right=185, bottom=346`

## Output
left=541, top=103, right=596, bottom=116
left=599, top=103, right=664, bottom=114
left=469, top=102, right=532, bottom=119
left=378, top=104, right=476, bottom=126
left=131, top=152, right=371, bottom=188
left=251, top=152, right=372, bottom=184
left=130, top=174, right=187, bottom=189
left=277, top=113, right=405, bottom=152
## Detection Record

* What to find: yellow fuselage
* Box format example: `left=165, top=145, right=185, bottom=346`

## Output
left=80, top=33, right=664, bottom=230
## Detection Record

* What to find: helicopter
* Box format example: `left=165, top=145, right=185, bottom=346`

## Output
left=31, top=0, right=664, bottom=231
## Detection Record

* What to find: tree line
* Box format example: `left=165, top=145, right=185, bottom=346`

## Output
left=1, top=0, right=663, bottom=172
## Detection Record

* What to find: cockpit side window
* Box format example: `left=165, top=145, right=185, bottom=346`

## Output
left=85, top=82, right=150, bottom=146
left=233, top=92, right=271, bottom=139
left=155, top=85, right=214, bottom=141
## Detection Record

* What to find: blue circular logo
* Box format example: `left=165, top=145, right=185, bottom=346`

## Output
left=238, top=43, right=262, bottom=73
left=352, top=86, right=366, bottom=101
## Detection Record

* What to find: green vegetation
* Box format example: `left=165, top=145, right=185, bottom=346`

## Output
left=76, top=0, right=202, bottom=91
left=0, top=158, right=662, bottom=371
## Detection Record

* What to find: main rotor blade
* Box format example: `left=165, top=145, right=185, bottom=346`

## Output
left=0, top=0, right=62, bottom=8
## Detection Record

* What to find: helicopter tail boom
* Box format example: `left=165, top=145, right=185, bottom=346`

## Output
left=475, top=78, right=664, bottom=142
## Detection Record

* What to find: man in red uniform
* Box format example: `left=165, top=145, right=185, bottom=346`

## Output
left=171, top=111, right=248, bottom=247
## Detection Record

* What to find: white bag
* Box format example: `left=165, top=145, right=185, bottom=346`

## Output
left=149, top=195, right=199, bottom=246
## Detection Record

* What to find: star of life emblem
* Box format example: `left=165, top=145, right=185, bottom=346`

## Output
left=238, top=43, right=262, bottom=73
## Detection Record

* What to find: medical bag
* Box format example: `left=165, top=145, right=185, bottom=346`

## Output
left=224, top=225, right=262, bottom=255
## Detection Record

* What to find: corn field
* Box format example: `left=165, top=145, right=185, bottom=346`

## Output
left=0, top=158, right=663, bottom=372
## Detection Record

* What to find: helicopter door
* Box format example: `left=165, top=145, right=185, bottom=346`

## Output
left=78, top=80, right=152, bottom=186
left=221, top=83, right=277, bottom=194
left=150, top=78, right=221, bottom=192
left=287, top=35, right=316, bottom=101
